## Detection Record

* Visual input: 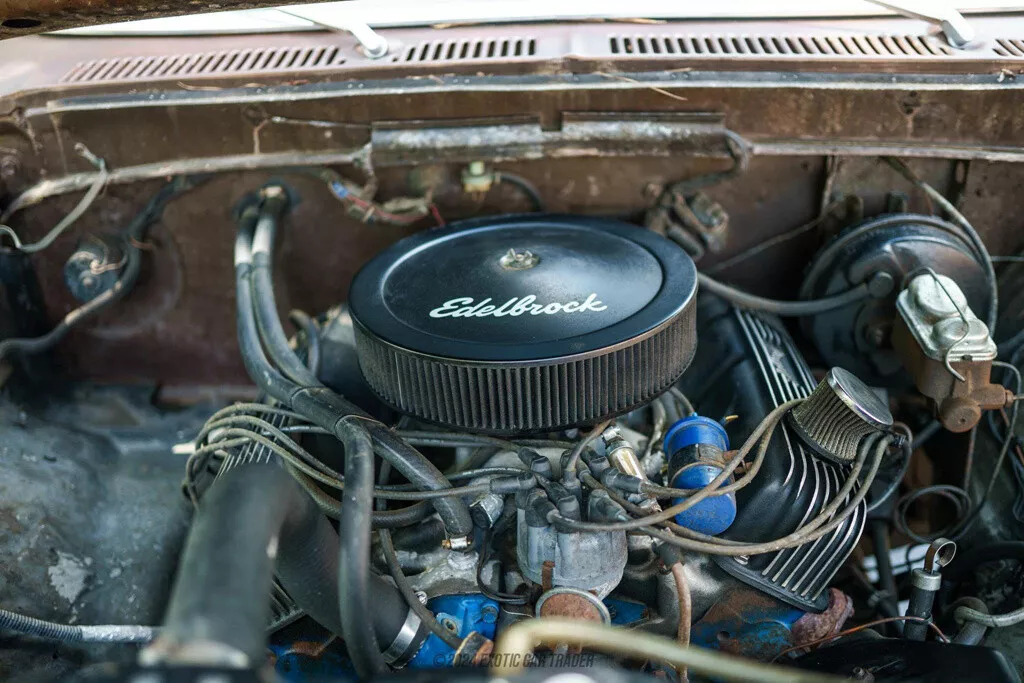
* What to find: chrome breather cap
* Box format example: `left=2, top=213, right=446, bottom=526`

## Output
left=790, top=367, right=894, bottom=463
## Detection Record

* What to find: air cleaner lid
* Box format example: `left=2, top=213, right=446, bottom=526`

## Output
left=349, top=214, right=695, bottom=362
left=348, top=214, right=698, bottom=433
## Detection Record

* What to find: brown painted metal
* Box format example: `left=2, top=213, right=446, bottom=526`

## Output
left=2, top=19, right=1024, bottom=388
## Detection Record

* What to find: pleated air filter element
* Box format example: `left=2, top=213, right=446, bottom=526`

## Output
left=348, top=214, right=698, bottom=434
left=789, top=367, right=894, bottom=463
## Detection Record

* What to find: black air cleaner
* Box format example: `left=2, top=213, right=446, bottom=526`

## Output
left=348, top=215, right=697, bottom=433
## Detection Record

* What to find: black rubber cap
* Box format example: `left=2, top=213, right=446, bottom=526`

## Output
left=348, top=214, right=697, bottom=434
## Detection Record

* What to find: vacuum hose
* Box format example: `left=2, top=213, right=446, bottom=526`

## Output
left=238, top=192, right=473, bottom=540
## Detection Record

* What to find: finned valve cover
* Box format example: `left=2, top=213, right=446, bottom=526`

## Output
left=348, top=214, right=698, bottom=433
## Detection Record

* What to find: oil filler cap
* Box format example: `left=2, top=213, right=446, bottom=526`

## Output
left=348, top=214, right=698, bottom=433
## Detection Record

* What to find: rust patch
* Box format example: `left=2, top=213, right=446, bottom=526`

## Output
left=791, top=588, right=854, bottom=647
left=538, top=592, right=604, bottom=622
left=454, top=631, right=494, bottom=667
left=0, top=507, right=24, bottom=535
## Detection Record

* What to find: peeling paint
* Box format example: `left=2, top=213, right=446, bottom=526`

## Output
left=48, top=550, right=89, bottom=604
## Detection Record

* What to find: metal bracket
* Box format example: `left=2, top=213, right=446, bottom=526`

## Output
left=370, top=113, right=741, bottom=167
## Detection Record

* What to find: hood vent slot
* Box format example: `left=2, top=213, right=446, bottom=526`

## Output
left=609, top=33, right=952, bottom=57
left=61, top=44, right=345, bottom=83
left=995, top=38, right=1024, bottom=56
left=402, top=36, right=537, bottom=62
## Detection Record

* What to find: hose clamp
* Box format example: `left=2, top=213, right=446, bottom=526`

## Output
left=381, top=609, right=422, bottom=665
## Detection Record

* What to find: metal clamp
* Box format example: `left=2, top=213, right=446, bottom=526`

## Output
left=381, top=609, right=422, bottom=665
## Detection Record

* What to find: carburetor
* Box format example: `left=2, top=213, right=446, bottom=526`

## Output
left=893, top=272, right=1014, bottom=432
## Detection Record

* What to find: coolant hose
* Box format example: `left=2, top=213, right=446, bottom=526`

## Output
left=237, top=199, right=473, bottom=538
left=338, top=424, right=385, bottom=676
left=151, top=460, right=411, bottom=666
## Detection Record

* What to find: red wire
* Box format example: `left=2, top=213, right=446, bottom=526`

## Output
left=344, top=194, right=426, bottom=225
left=429, top=204, right=446, bottom=227
left=771, top=616, right=949, bottom=662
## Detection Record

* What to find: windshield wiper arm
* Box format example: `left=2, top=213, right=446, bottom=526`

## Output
left=275, top=7, right=389, bottom=58
left=865, top=0, right=974, bottom=48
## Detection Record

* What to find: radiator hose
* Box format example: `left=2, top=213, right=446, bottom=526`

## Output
left=142, top=459, right=419, bottom=668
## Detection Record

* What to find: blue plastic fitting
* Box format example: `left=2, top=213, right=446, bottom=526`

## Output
left=664, top=414, right=737, bottom=536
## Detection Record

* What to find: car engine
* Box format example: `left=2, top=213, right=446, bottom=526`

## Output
left=2, top=9, right=1024, bottom=683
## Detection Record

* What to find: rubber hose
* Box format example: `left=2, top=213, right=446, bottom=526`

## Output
left=289, top=309, right=321, bottom=377
left=494, top=172, right=545, bottom=212
left=276, top=477, right=410, bottom=645
left=697, top=272, right=871, bottom=317
left=869, top=520, right=903, bottom=634
left=157, top=461, right=297, bottom=664
left=390, top=517, right=447, bottom=551
left=951, top=597, right=990, bottom=645
left=155, top=460, right=409, bottom=665
left=250, top=202, right=320, bottom=387
left=234, top=215, right=473, bottom=537
left=338, top=425, right=385, bottom=676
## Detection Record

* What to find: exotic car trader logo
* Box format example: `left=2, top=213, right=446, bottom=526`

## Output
left=429, top=293, right=607, bottom=318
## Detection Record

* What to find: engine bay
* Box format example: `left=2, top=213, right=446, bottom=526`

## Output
left=2, top=12, right=1024, bottom=682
